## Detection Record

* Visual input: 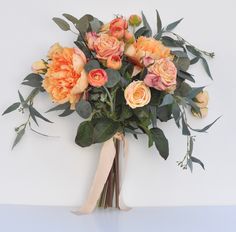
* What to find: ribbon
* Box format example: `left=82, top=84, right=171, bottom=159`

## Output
left=72, top=134, right=130, bottom=215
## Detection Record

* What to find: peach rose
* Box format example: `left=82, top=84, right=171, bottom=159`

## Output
left=194, top=91, right=209, bottom=108
left=88, top=69, right=108, bottom=87
left=125, top=36, right=171, bottom=66
left=107, top=55, right=122, bottom=70
left=43, top=45, right=88, bottom=108
left=32, top=60, right=47, bottom=74
left=94, top=34, right=124, bottom=60
left=85, top=32, right=99, bottom=51
left=109, top=17, right=128, bottom=39
left=124, top=81, right=151, bottom=109
left=144, top=58, right=177, bottom=91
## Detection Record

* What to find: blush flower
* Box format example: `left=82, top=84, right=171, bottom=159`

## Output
left=88, top=69, right=108, bottom=87
left=109, top=17, right=128, bottom=39
left=107, top=55, right=122, bottom=70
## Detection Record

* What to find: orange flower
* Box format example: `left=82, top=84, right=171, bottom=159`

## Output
left=43, top=44, right=88, bottom=108
left=94, top=34, right=124, bottom=60
left=109, top=17, right=128, bottom=39
left=125, top=36, right=170, bottom=66
left=88, top=69, right=108, bottom=87
left=107, top=55, right=122, bottom=70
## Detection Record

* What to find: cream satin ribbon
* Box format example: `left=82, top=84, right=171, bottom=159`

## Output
left=72, top=134, right=130, bottom=215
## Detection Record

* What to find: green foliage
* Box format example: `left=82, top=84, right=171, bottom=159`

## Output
left=76, top=100, right=92, bottom=119
left=2, top=102, right=20, bottom=115
left=105, top=69, right=121, bottom=88
left=52, top=17, right=70, bottom=31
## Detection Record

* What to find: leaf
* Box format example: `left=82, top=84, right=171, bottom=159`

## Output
left=135, top=27, right=150, bottom=38
left=171, top=50, right=188, bottom=58
left=149, top=105, right=157, bottom=128
left=93, top=118, right=119, bottom=143
left=190, top=56, right=200, bottom=65
left=186, top=45, right=201, bottom=57
left=186, top=98, right=201, bottom=113
left=46, top=102, right=70, bottom=113
left=159, top=94, right=174, bottom=107
left=75, top=121, right=94, bottom=147
left=166, top=18, right=183, bottom=31
left=141, top=11, right=152, bottom=36
left=161, top=36, right=184, bottom=48
left=182, top=116, right=190, bottom=136
left=105, top=69, right=121, bottom=88
left=172, top=101, right=181, bottom=128
left=22, top=74, right=43, bottom=88
left=188, top=116, right=221, bottom=133
left=187, top=86, right=205, bottom=99
left=84, top=60, right=100, bottom=73
left=62, top=13, right=79, bottom=25
left=12, top=128, right=25, bottom=150
left=52, top=17, right=70, bottom=31
left=24, top=73, right=43, bottom=82
left=187, top=159, right=193, bottom=172
left=74, top=40, right=92, bottom=58
left=58, top=108, right=74, bottom=117
left=76, top=100, right=92, bottom=119
left=177, top=70, right=195, bottom=83
left=18, top=91, right=25, bottom=103
left=201, top=57, right=213, bottom=79
left=89, top=18, right=103, bottom=32
left=29, top=105, right=53, bottom=125
left=174, top=82, right=192, bottom=97
left=174, top=57, right=190, bottom=71
left=76, top=14, right=94, bottom=34
left=191, top=156, right=205, bottom=170
left=156, top=10, right=162, bottom=33
left=2, top=102, right=20, bottom=115
left=150, top=128, right=169, bottom=160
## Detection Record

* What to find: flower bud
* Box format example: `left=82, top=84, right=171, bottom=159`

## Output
left=129, top=14, right=142, bottom=27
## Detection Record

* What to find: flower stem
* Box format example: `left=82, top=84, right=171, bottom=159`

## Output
left=103, top=86, right=114, bottom=113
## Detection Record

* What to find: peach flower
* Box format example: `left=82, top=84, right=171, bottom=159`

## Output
left=85, top=32, right=99, bottom=51
left=88, top=69, right=108, bottom=87
left=94, top=34, right=124, bottom=60
left=107, top=55, right=122, bottom=70
left=194, top=91, right=209, bottom=108
left=43, top=45, right=88, bottom=108
left=144, top=58, right=177, bottom=91
left=124, top=81, right=151, bottom=109
left=125, top=36, right=170, bottom=66
left=32, top=60, right=47, bottom=74
left=109, top=17, right=128, bottom=39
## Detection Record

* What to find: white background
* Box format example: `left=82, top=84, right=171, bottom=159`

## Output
left=0, top=0, right=235, bottom=208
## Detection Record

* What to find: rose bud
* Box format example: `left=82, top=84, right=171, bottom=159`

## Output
left=107, top=55, right=122, bottom=70
left=32, top=60, right=47, bottom=74
left=129, top=14, right=142, bottom=27
left=191, top=107, right=208, bottom=118
left=88, top=69, right=108, bottom=87
left=124, top=31, right=135, bottom=44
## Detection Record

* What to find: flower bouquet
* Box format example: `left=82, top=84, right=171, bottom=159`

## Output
left=3, top=11, right=219, bottom=214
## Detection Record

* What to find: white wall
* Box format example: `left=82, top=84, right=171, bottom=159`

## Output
left=0, top=0, right=235, bottom=207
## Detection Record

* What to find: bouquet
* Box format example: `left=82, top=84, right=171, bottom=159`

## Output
left=2, top=11, right=220, bottom=214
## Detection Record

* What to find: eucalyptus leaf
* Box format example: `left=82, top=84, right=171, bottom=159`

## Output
left=62, top=13, right=79, bottom=25
left=84, top=60, right=100, bottom=73
left=191, top=156, right=205, bottom=170
left=201, top=57, right=213, bottom=79
left=58, top=108, right=74, bottom=117
left=76, top=100, right=92, bottom=119
left=75, top=121, right=94, bottom=147
left=24, top=73, right=43, bottom=82
left=141, top=12, right=152, bottom=37
left=177, top=70, right=195, bottom=83
left=2, top=102, right=21, bottom=115
left=182, top=116, right=191, bottom=136
left=12, top=127, right=25, bottom=150
left=29, top=105, right=52, bottom=125
left=187, top=86, right=205, bottom=99
left=172, top=101, right=181, bottom=128
left=52, top=17, right=70, bottom=31
left=135, top=27, right=150, bottom=38
left=105, top=69, right=121, bottom=88
left=46, top=102, right=70, bottom=113
left=156, top=10, right=162, bottom=33
left=166, top=18, right=183, bottom=31
left=159, top=94, right=174, bottom=107
left=190, top=56, right=200, bottom=65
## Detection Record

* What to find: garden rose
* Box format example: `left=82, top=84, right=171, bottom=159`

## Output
left=194, top=91, right=209, bottom=108
left=107, top=55, right=122, bottom=70
left=85, top=32, right=98, bottom=50
left=144, top=58, right=177, bottom=91
left=94, top=34, right=124, bottom=60
left=88, top=69, right=108, bottom=87
left=124, top=81, right=151, bottom=109
left=109, top=17, right=128, bottom=39
left=43, top=45, right=88, bottom=108
left=32, top=60, right=47, bottom=74
left=125, top=36, right=171, bottom=66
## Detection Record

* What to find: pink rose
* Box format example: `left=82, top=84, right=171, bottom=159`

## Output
left=85, top=32, right=99, bottom=51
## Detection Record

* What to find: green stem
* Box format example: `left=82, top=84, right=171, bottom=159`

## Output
left=103, top=86, right=114, bottom=113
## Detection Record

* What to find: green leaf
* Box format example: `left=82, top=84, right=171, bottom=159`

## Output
left=2, top=102, right=20, bottom=115
left=150, top=128, right=169, bottom=160
left=105, top=69, right=121, bottom=88
left=93, top=118, right=119, bottom=143
left=84, top=60, right=100, bottom=73
left=58, top=108, right=74, bottom=117
left=174, top=82, right=192, bottom=97
left=190, top=56, right=200, bottom=65
left=52, top=17, right=70, bottom=31
left=29, top=106, right=53, bottom=125
left=187, top=159, right=193, bottom=172
left=177, top=70, right=195, bottom=83
left=74, top=40, right=92, bottom=58
left=76, top=100, right=92, bottom=119
left=24, top=73, right=43, bottom=82
left=156, top=10, right=162, bottom=33
left=166, top=18, right=183, bottom=31
left=172, top=101, right=181, bottom=128
left=191, top=156, right=205, bottom=170
left=156, top=105, right=172, bottom=122
left=75, top=121, right=94, bottom=147
left=12, top=127, right=25, bottom=150
left=141, top=11, right=152, bottom=36
left=174, top=56, right=190, bottom=71
left=89, top=18, right=103, bottom=32
left=22, top=74, right=43, bottom=88
left=76, top=14, right=94, bottom=34
left=135, top=27, right=150, bottom=38
left=187, top=86, right=205, bottom=99
left=188, top=116, right=221, bottom=133
left=171, top=50, right=188, bottom=58
left=182, top=116, right=190, bottom=135
left=201, top=57, right=213, bottom=79
left=18, top=91, right=25, bottom=103
left=62, top=13, right=79, bottom=25
left=161, top=36, right=184, bottom=48
left=159, top=94, right=174, bottom=107
left=46, top=102, right=70, bottom=113
left=186, top=45, right=201, bottom=57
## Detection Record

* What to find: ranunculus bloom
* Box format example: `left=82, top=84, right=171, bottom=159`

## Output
left=94, top=34, right=124, bottom=60
left=124, top=81, right=151, bottom=109
left=107, top=55, right=122, bottom=70
left=32, top=60, right=47, bottom=74
left=109, top=17, right=128, bottom=39
left=125, top=36, right=171, bottom=66
left=194, top=91, right=209, bottom=108
left=85, top=32, right=99, bottom=51
left=144, top=58, right=177, bottom=91
left=129, top=14, right=142, bottom=27
left=43, top=45, right=88, bottom=108
left=88, top=69, right=108, bottom=87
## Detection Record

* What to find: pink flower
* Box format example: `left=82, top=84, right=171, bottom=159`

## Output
left=85, top=32, right=99, bottom=51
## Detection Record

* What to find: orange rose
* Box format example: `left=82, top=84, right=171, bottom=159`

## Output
left=124, top=81, right=151, bottom=109
left=43, top=45, right=88, bottom=108
left=109, top=17, right=128, bottom=39
left=125, top=36, right=170, bottom=66
left=88, top=69, right=108, bottom=87
left=94, top=34, right=124, bottom=60
left=107, top=55, right=122, bottom=70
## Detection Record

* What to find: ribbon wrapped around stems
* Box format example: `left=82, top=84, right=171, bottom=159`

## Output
left=72, top=133, right=130, bottom=215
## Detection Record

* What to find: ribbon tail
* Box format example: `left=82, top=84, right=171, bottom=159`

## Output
left=72, top=138, right=116, bottom=215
